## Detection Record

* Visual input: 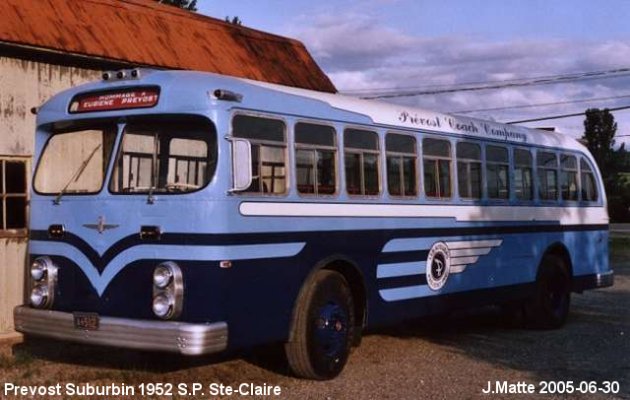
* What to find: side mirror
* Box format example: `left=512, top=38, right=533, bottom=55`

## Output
left=230, top=138, right=252, bottom=192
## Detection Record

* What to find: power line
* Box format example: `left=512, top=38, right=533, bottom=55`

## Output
left=507, top=105, right=630, bottom=124
left=353, top=69, right=630, bottom=100
left=452, top=94, right=630, bottom=114
left=341, top=66, right=630, bottom=95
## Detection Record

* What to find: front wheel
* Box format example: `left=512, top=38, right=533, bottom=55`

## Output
left=285, top=270, right=355, bottom=380
left=524, top=254, right=571, bottom=329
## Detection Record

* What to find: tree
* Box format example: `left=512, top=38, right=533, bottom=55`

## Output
left=582, top=108, right=617, bottom=178
left=158, top=0, right=197, bottom=11
left=582, top=108, right=630, bottom=221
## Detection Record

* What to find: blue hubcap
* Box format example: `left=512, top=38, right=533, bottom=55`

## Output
left=314, top=302, right=348, bottom=361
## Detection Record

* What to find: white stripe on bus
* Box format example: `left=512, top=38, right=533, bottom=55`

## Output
left=239, top=202, right=608, bottom=224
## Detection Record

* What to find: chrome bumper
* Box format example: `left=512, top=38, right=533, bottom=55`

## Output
left=14, top=306, right=228, bottom=356
left=572, top=270, right=614, bottom=292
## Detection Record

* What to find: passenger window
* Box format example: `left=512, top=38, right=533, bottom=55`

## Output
left=423, top=138, right=451, bottom=198
left=514, top=149, right=533, bottom=200
left=561, top=154, right=578, bottom=201
left=232, top=115, right=287, bottom=194
left=386, top=133, right=417, bottom=197
left=580, top=158, right=599, bottom=202
left=456, top=142, right=481, bottom=199
left=537, top=151, right=558, bottom=201
left=295, top=123, right=337, bottom=196
left=344, top=129, right=380, bottom=196
left=486, top=145, right=509, bottom=199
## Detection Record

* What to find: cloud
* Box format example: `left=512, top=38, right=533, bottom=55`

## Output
left=288, top=14, right=630, bottom=143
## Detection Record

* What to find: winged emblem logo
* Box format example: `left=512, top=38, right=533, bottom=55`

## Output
left=83, top=216, right=119, bottom=234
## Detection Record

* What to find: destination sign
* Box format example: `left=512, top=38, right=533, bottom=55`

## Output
left=69, top=87, right=159, bottom=113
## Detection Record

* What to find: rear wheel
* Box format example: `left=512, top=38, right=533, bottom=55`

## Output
left=524, top=254, right=571, bottom=329
left=285, top=270, right=355, bottom=380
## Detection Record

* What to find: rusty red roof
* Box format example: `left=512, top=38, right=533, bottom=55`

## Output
left=0, top=0, right=336, bottom=93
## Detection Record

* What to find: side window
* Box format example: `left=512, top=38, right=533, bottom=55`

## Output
left=0, top=158, right=28, bottom=235
left=423, top=138, right=451, bottom=198
left=537, top=151, right=558, bottom=201
left=232, top=115, right=287, bottom=194
left=295, top=123, right=337, bottom=196
left=456, top=142, right=481, bottom=199
left=580, top=158, right=599, bottom=202
left=514, top=149, right=533, bottom=200
left=344, top=128, right=380, bottom=196
left=561, top=154, right=578, bottom=201
left=386, top=133, right=417, bottom=197
left=486, top=145, right=509, bottom=199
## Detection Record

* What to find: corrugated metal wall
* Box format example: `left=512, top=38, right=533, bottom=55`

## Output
left=0, top=56, right=99, bottom=334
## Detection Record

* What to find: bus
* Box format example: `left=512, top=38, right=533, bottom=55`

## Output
left=15, top=69, right=613, bottom=379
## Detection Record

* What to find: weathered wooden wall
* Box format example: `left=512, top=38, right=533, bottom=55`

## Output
left=0, top=56, right=99, bottom=334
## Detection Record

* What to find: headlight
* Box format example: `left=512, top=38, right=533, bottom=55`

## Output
left=152, top=294, right=174, bottom=318
left=30, top=260, right=46, bottom=281
left=153, top=265, right=173, bottom=288
left=152, top=262, right=183, bottom=320
left=30, top=285, right=49, bottom=308
left=29, top=257, right=57, bottom=309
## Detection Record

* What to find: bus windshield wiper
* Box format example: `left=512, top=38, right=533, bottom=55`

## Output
left=146, top=131, right=159, bottom=204
left=53, top=143, right=102, bottom=205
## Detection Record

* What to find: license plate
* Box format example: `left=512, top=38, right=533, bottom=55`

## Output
left=73, top=312, right=100, bottom=331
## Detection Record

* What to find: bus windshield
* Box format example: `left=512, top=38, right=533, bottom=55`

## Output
left=109, top=117, right=217, bottom=194
left=34, top=123, right=117, bottom=195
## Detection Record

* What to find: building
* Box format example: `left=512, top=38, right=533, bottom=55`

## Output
left=0, top=0, right=335, bottom=336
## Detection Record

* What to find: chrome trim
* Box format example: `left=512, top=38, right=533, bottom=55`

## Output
left=594, top=270, right=614, bottom=288
left=572, top=270, right=614, bottom=292
left=14, top=306, right=228, bottom=356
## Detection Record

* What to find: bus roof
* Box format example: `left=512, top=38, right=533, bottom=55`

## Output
left=38, top=69, right=588, bottom=154
left=242, top=78, right=587, bottom=154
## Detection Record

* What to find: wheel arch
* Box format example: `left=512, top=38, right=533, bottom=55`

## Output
left=295, top=254, right=367, bottom=341
left=540, top=242, right=574, bottom=278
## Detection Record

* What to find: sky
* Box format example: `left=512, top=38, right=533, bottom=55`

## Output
left=197, top=0, right=630, bottom=146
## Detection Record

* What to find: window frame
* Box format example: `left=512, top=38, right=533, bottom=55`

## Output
left=485, top=144, right=510, bottom=201
left=343, top=127, right=382, bottom=198
left=294, top=120, right=339, bottom=198
left=579, top=156, right=599, bottom=203
left=456, top=141, right=482, bottom=200
left=231, top=112, right=289, bottom=196
left=108, top=116, right=217, bottom=195
left=513, top=147, right=534, bottom=202
left=0, top=156, right=29, bottom=238
left=560, top=153, right=579, bottom=202
left=385, top=131, right=418, bottom=199
left=34, top=122, right=118, bottom=196
left=422, top=136, right=452, bottom=200
left=536, top=150, right=559, bottom=202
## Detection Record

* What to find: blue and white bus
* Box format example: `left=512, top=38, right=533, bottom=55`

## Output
left=15, top=69, right=612, bottom=379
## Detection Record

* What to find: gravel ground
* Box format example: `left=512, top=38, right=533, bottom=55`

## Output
left=1, top=240, right=628, bottom=400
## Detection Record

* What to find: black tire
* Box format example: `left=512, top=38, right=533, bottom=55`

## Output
left=285, top=270, right=355, bottom=380
left=524, top=254, right=571, bottom=329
